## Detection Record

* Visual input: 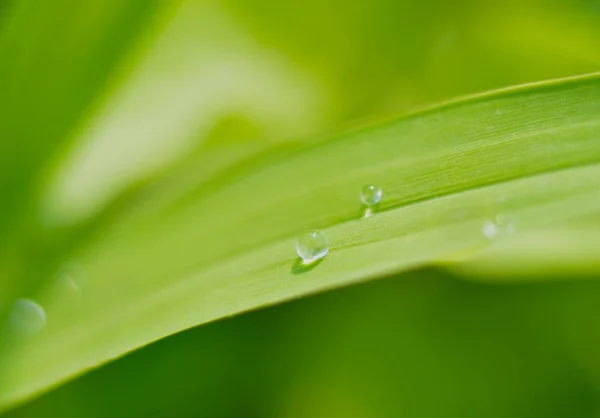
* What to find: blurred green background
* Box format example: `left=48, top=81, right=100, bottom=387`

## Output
left=4, top=0, right=600, bottom=416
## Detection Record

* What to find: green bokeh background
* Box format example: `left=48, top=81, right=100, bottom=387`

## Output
left=4, top=0, right=600, bottom=416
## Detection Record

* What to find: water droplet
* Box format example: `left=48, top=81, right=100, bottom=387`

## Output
left=296, top=230, right=329, bottom=264
left=482, top=219, right=500, bottom=240
left=52, top=273, right=82, bottom=307
left=8, top=298, right=46, bottom=335
left=360, top=185, right=383, bottom=206
left=482, top=214, right=515, bottom=241
left=59, top=262, right=87, bottom=288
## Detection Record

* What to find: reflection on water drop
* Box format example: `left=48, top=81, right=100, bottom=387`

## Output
left=296, top=230, right=329, bottom=264
left=362, top=207, right=374, bottom=218
left=9, top=298, right=46, bottom=335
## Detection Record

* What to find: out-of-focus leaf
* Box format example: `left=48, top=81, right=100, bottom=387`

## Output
left=0, top=0, right=174, bottom=303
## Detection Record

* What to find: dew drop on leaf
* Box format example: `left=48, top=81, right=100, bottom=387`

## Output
left=296, top=230, right=329, bottom=264
left=8, top=298, right=47, bottom=335
left=360, top=185, right=383, bottom=206
left=482, top=214, right=515, bottom=241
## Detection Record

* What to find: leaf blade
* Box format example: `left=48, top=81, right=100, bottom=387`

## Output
left=3, top=73, right=600, bottom=411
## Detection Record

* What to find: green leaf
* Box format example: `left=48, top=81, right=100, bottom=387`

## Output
left=2, top=72, right=600, bottom=411
left=0, top=0, right=175, bottom=305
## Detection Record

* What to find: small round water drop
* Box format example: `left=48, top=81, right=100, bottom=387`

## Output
left=60, top=262, right=87, bottom=288
left=360, top=185, right=383, bottom=206
left=9, top=298, right=46, bottom=335
left=482, top=219, right=500, bottom=240
left=296, top=230, right=329, bottom=264
left=51, top=273, right=82, bottom=309
left=482, top=214, right=515, bottom=241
